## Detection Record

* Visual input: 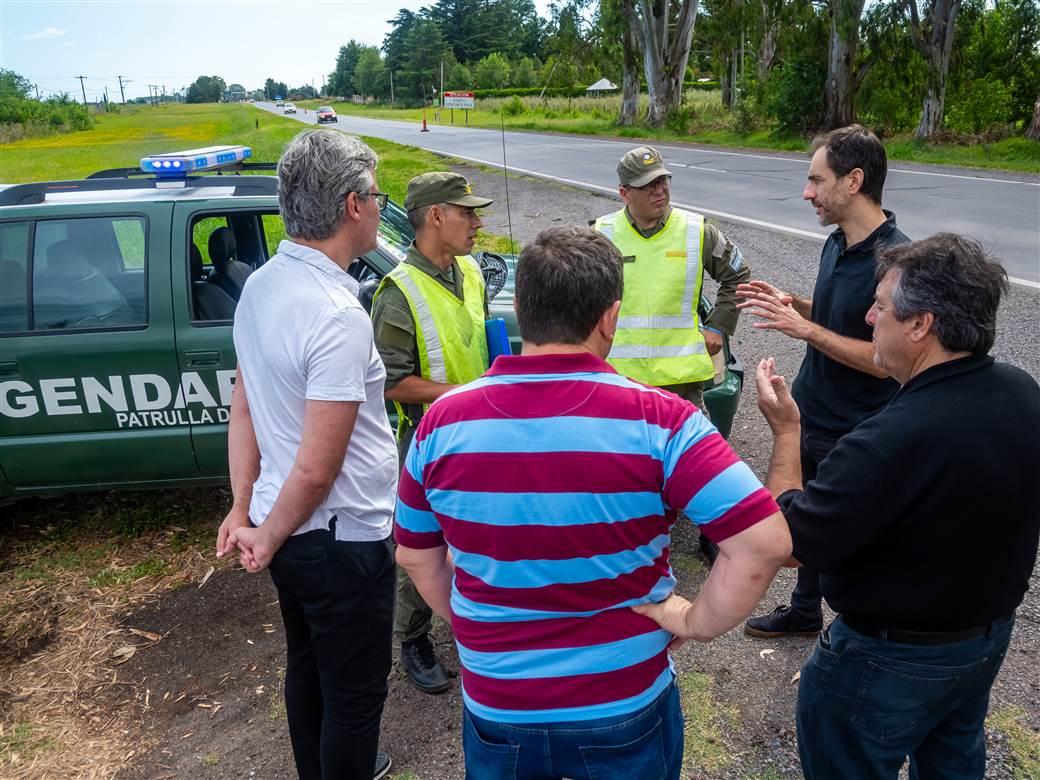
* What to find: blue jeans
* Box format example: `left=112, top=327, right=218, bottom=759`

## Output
left=797, top=615, right=1014, bottom=780
left=463, top=681, right=684, bottom=780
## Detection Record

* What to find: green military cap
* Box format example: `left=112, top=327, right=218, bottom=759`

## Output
left=617, top=146, right=671, bottom=188
left=405, top=172, right=493, bottom=211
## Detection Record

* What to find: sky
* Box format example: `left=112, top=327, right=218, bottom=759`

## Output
left=2, top=0, right=553, bottom=102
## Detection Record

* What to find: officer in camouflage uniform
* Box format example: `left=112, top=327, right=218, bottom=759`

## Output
left=595, top=146, right=752, bottom=562
left=370, top=172, right=492, bottom=694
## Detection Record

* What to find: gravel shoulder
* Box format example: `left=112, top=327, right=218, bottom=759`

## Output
left=3, top=163, right=1037, bottom=779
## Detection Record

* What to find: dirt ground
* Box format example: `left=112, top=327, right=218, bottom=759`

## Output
left=2, top=163, right=1038, bottom=779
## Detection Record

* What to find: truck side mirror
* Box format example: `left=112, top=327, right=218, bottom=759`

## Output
left=477, top=252, right=509, bottom=301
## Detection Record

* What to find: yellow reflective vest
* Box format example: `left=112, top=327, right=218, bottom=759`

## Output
left=372, top=255, right=489, bottom=434
left=594, top=208, right=714, bottom=386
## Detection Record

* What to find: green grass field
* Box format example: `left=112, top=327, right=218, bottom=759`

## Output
left=296, top=95, right=1040, bottom=173
left=1, top=102, right=469, bottom=206
left=0, top=102, right=516, bottom=252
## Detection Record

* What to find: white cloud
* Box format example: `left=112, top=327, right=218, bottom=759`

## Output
left=23, top=26, right=68, bottom=41
left=57, top=41, right=77, bottom=48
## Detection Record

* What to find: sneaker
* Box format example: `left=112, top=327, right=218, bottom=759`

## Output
left=373, top=751, right=392, bottom=780
left=401, top=634, right=451, bottom=694
left=744, top=605, right=823, bottom=638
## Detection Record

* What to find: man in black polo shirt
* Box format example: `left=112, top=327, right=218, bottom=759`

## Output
left=755, top=234, right=1040, bottom=779
left=738, top=125, right=907, bottom=638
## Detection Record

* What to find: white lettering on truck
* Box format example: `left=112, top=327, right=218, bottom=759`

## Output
left=0, top=370, right=236, bottom=428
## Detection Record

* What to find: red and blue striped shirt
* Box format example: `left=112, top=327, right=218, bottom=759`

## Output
left=395, top=352, right=778, bottom=723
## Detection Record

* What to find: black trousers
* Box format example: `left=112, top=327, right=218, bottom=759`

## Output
left=790, top=427, right=842, bottom=619
left=268, top=519, right=396, bottom=780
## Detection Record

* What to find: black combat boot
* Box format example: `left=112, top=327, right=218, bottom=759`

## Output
left=400, top=634, right=451, bottom=694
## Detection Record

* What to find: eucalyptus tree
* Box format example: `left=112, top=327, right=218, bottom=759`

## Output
left=621, top=0, right=701, bottom=125
left=904, top=0, right=962, bottom=137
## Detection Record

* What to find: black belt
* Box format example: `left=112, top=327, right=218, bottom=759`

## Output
left=840, top=612, right=1014, bottom=646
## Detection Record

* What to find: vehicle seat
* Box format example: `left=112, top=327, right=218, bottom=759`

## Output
left=207, top=227, right=252, bottom=301
left=0, top=260, right=27, bottom=331
left=36, top=240, right=134, bottom=328
left=190, top=243, right=207, bottom=282
left=190, top=242, right=236, bottom=320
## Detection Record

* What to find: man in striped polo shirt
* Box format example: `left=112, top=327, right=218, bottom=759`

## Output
left=396, top=226, right=792, bottom=780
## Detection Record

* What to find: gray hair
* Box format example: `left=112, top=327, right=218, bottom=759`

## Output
left=277, top=130, right=378, bottom=240
left=407, top=204, right=436, bottom=232
left=515, top=226, right=624, bottom=345
left=875, top=233, right=1008, bottom=355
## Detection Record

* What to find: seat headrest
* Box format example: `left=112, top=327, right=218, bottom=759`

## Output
left=208, top=227, right=237, bottom=267
left=46, top=240, right=93, bottom=279
left=190, top=244, right=204, bottom=280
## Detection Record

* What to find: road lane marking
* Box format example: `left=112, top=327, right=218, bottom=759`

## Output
left=263, top=109, right=1040, bottom=287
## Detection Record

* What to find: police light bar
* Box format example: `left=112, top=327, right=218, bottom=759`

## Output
left=140, top=145, right=253, bottom=177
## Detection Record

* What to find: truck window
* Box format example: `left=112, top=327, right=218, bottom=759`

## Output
left=189, top=211, right=280, bottom=322
left=0, top=221, right=30, bottom=333
left=31, top=216, right=146, bottom=331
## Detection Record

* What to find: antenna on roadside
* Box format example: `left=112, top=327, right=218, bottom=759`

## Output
left=500, top=116, right=514, bottom=254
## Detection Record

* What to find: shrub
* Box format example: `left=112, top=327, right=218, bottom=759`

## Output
left=946, top=76, right=1014, bottom=135
left=763, top=54, right=825, bottom=135
left=502, top=95, right=525, bottom=116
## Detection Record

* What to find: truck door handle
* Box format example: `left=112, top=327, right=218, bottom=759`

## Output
left=0, top=361, right=20, bottom=379
left=182, top=350, right=221, bottom=368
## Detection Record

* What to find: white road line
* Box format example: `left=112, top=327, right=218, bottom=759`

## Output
left=271, top=107, right=1040, bottom=187
left=1008, top=276, right=1040, bottom=289
left=443, top=151, right=1039, bottom=288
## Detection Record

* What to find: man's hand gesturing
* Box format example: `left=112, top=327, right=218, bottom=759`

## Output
left=755, top=357, right=800, bottom=437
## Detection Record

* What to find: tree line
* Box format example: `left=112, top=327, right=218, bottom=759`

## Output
left=327, top=0, right=1039, bottom=140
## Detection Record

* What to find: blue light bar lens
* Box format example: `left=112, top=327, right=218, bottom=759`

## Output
left=139, top=145, right=253, bottom=177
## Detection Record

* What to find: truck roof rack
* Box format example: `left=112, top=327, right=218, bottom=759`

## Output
left=0, top=164, right=279, bottom=207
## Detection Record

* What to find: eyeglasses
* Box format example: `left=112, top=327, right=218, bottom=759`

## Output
left=630, top=175, right=672, bottom=193
left=367, top=192, right=389, bottom=212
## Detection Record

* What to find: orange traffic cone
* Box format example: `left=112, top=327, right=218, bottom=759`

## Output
left=421, top=111, right=429, bottom=132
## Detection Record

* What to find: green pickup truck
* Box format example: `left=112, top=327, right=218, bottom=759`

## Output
left=0, top=146, right=743, bottom=502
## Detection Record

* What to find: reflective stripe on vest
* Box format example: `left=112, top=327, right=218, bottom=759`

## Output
left=594, top=209, right=713, bottom=385
left=387, top=264, right=450, bottom=382
left=376, top=254, right=488, bottom=388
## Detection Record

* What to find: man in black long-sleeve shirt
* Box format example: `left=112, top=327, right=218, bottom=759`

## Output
left=756, top=234, right=1040, bottom=779
left=739, top=125, right=907, bottom=638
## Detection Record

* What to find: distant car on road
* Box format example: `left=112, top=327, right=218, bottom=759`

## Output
left=275, top=100, right=284, bottom=107
left=316, top=106, right=338, bottom=124
left=283, top=103, right=296, bottom=114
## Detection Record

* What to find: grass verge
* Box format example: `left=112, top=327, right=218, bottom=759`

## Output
left=0, top=722, right=60, bottom=774
left=676, top=670, right=743, bottom=773
left=988, top=705, right=1040, bottom=780
left=302, top=97, right=1040, bottom=173
left=0, top=102, right=514, bottom=254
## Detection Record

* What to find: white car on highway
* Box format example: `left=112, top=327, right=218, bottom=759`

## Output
left=283, top=102, right=297, bottom=114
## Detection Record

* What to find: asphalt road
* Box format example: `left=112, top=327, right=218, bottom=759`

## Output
left=257, top=102, right=1040, bottom=286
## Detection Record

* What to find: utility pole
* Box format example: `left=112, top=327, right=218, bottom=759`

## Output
left=34, top=84, right=40, bottom=100
left=117, top=75, right=129, bottom=105
left=390, top=71, right=394, bottom=105
left=440, top=61, right=444, bottom=106
left=76, top=75, right=88, bottom=104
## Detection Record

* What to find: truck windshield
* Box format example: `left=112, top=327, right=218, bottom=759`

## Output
left=376, top=198, right=414, bottom=264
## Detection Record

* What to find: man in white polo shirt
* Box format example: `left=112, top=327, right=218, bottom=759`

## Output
left=216, top=129, right=398, bottom=780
